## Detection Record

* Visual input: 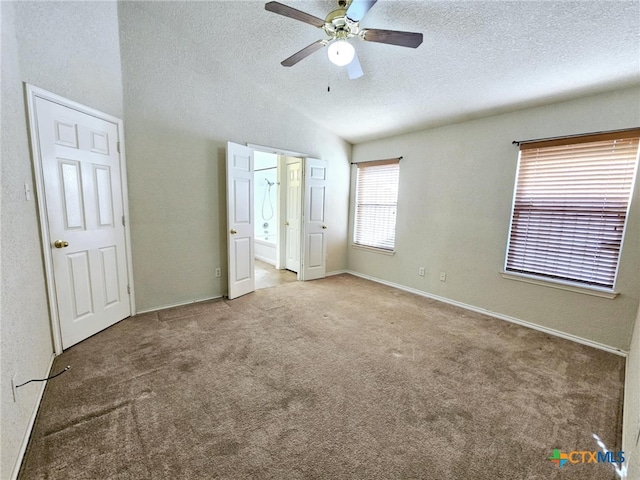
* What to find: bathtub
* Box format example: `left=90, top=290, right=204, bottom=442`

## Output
left=255, top=236, right=277, bottom=265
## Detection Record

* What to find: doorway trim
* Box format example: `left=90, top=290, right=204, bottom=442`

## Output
left=247, top=143, right=307, bottom=159
left=25, top=84, right=136, bottom=355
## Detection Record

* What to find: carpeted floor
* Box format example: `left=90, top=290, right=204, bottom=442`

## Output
left=19, top=274, right=625, bottom=479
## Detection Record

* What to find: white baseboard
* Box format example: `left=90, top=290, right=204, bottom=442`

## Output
left=255, top=254, right=276, bottom=265
left=347, top=270, right=628, bottom=357
left=10, top=353, right=56, bottom=480
left=136, top=295, right=223, bottom=315
left=326, top=269, right=348, bottom=277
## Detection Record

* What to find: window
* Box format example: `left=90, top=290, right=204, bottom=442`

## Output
left=353, top=159, right=400, bottom=251
left=505, top=130, right=639, bottom=290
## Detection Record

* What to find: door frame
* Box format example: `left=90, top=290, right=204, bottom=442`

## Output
left=25, top=84, right=136, bottom=355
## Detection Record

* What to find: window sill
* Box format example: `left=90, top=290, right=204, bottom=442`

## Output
left=351, top=244, right=396, bottom=256
left=500, top=272, right=618, bottom=299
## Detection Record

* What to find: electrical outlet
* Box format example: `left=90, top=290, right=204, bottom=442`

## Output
left=215, top=268, right=221, bottom=278
left=418, top=267, right=425, bottom=276
left=11, top=373, right=18, bottom=402
left=440, top=272, right=446, bottom=282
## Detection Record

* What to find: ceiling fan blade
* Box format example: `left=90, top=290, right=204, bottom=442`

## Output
left=346, top=0, right=377, bottom=22
left=347, top=52, right=364, bottom=80
left=363, top=29, right=423, bottom=48
left=265, top=2, right=325, bottom=28
left=281, top=40, right=326, bottom=67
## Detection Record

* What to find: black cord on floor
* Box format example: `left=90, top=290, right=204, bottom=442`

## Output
left=15, top=365, right=71, bottom=388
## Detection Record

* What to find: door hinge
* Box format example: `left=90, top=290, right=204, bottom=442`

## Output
left=127, top=285, right=131, bottom=295
left=122, top=215, right=126, bottom=226
left=117, top=141, right=121, bottom=153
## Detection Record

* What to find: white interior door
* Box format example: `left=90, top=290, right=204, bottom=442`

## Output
left=301, top=158, right=328, bottom=281
left=285, top=158, right=302, bottom=273
left=226, top=142, right=255, bottom=299
left=33, top=95, right=131, bottom=349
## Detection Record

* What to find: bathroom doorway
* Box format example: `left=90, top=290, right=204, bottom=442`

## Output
left=253, top=151, right=300, bottom=289
left=227, top=141, right=328, bottom=299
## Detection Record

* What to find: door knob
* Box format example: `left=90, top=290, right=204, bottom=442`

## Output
left=54, top=240, right=69, bottom=248
left=230, top=229, right=237, bottom=234
left=284, top=222, right=290, bottom=226
left=322, top=225, right=327, bottom=230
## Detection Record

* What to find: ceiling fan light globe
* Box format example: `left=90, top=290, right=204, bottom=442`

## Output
left=327, top=40, right=355, bottom=66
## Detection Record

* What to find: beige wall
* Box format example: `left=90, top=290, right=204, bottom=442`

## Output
left=624, top=304, right=640, bottom=477
left=0, top=1, right=124, bottom=478
left=349, top=87, right=640, bottom=351
left=118, top=2, right=351, bottom=312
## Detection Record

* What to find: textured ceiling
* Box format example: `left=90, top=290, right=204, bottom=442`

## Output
left=129, top=0, right=640, bottom=144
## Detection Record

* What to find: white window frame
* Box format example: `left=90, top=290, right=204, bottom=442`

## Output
left=352, top=158, right=401, bottom=253
left=503, top=129, right=640, bottom=297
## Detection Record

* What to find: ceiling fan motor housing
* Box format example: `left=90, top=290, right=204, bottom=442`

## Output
left=323, top=9, right=360, bottom=40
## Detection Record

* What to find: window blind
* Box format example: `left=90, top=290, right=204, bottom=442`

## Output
left=506, top=132, right=639, bottom=289
left=354, top=159, right=400, bottom=251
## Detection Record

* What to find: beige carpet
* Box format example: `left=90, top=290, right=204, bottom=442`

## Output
left=19, top=274, right=624, bottom=479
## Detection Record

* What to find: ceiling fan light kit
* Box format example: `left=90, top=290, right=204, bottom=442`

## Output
left=327, top=40, right=355, bottom=66
left=265, top=0, right=423, bottom=79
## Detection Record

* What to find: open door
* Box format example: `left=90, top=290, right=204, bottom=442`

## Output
left=284, top=157, right=302, bottom=273
left=226, top=142, right=255, bottom=299
left=301, top=158, right=328, bottom=281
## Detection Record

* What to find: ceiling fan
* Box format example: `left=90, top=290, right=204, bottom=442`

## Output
left=265, top=0, right=423, bottom=79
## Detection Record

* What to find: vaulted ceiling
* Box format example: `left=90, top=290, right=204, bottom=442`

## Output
left=129, top=0, right=640, bottom=144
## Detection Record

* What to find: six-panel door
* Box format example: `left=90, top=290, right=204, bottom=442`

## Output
left=36, top=97, right=130, bottom=348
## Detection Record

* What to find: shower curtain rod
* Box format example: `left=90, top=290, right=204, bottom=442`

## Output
left=254, top=166, right=278, bottom=172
